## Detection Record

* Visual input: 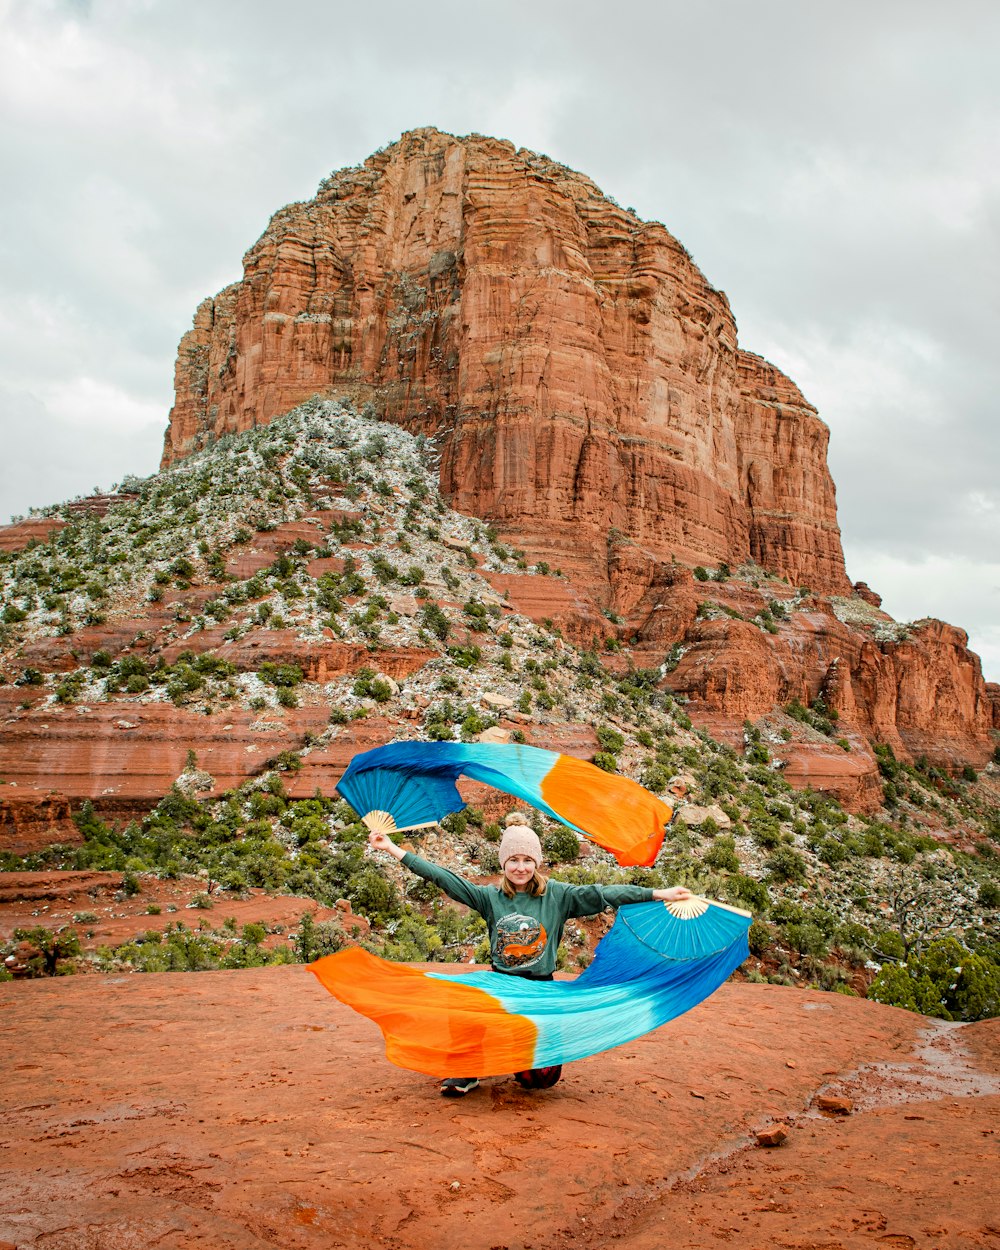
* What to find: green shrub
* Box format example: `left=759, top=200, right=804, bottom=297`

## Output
left=747, top=920, right=773, bottom=956
left=272, top=750, right=303, bottom=773
left=12, top=926, right=81, bottom=976
left=446, top=644, right=481, bottom=670
left=702, top=836, right=739, bottom=873
left=596, top=725, right=625, bottom=754
left=873, top=742, right=901, bottom=780
left=641, top=762, right=672, bottom=792
left=259, top=662, right=303, bottom=688
left=463, top=598, right=489, bottom=630
left=544, top=826, right=581, bottom=863
left=420, top=602, right=451, bottom=641
left=349, top=866, right=400, bottom=921
left=765, top=846, right=807, bottom=882
left=782, top=922, right=828, bottom=957
left=725, top=874, right=770, bottom=913
left=295, top=913, right=345, bottom=961
left=747, top=814, right=782, bottom=850
left=460, top=711, right=488, bottom=738
left=978, top=882, right=1000, bottom=909
left=818, top=838, right=849, bottom=866
left=870, top=937, right=1000, bottom=1021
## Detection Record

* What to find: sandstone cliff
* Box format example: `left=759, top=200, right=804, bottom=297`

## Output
left=2, top=131, right=995, bottom=844
left=157, top=130, right=1000, bottom=787
left=162, top=128, right=851, bottom=600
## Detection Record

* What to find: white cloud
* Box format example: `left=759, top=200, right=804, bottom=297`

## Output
left=0, top=376, right=162, bottom=522
left=35, top=375, right=165, bottom=434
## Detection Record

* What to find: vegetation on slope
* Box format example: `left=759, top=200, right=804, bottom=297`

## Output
left=1, top=401, right=998, bottom=1018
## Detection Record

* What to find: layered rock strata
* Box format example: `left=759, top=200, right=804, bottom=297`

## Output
left=162, top=128, right=851, bottom=600
left=669, top=612, right=995, bottom=771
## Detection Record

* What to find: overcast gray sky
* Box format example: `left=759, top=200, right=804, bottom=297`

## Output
left=1, top=0, right=997, bottom=679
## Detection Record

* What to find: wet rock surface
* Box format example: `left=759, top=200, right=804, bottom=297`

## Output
left=1, top=973, right=996, bottom=1249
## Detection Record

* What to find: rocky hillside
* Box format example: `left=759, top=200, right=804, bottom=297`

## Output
left=1, top=403, right=998, bottom=1013
left=155, top=128, right=999, bottom=789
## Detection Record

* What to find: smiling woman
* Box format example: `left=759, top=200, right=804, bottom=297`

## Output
left=311, top=812, right=702, bottom=1096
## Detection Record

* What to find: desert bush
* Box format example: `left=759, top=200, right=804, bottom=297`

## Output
left=870, top=937, right=1000, bottom=1021
left=765, top=846, right=807, bottom=883
left=702, top=836, right=739, bottom=873
left=12, top=926, right=81, bottom=976
left=747, top=920, right=773, bottom=956
left=544, top=826, right=581, bottom=864
left=421, top=601, right=451, bottom=641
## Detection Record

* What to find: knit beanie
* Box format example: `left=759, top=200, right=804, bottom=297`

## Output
left=498, top=824, right=543, bottom=867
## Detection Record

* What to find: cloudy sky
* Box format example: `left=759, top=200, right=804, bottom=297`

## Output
left=1, top=0, right=997, bottom=679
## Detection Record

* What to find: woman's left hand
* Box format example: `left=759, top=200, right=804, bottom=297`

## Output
left=652, top=886, right=693, bottom=903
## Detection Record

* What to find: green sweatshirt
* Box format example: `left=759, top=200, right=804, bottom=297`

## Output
left=400, top=852, right=654, bottom=978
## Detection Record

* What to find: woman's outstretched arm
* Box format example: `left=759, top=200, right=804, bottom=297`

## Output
left=367, top=830, right=493, bottom=914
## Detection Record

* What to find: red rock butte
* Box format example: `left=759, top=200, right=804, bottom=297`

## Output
left=162, top=127, right=851, bottom=601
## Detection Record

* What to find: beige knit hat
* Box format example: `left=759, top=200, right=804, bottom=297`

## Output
left=498, top=824, right=543, bottom=866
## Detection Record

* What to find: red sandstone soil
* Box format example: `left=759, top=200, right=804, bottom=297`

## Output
left=1, top=970, right=997, bottom=1250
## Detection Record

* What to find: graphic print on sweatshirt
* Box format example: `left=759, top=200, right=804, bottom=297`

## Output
left=493, top=913, right=547, bottom=970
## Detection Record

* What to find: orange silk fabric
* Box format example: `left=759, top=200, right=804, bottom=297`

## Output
left=541, top=753, right=673, bottom=866
left=309, top=948, right=539, bottom=1077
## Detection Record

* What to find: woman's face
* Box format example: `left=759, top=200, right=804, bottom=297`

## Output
left=503, top=854, right=537, bottom=890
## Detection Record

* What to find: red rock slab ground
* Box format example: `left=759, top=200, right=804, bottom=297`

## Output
left=1, top=974, right=997, bottom=1250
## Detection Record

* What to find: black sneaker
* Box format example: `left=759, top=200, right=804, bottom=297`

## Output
left=514, top=1065, right=563, bottom=1089
left=440, top=1077, right=480, bottom=1098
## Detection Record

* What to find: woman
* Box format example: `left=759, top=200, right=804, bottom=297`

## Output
left=368, top=812, right=692, bottom=1096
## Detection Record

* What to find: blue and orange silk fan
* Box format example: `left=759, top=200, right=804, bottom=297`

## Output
left=335, top=740, right=677, bottom=867
left=309, top=897, right=751, bottom=1077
